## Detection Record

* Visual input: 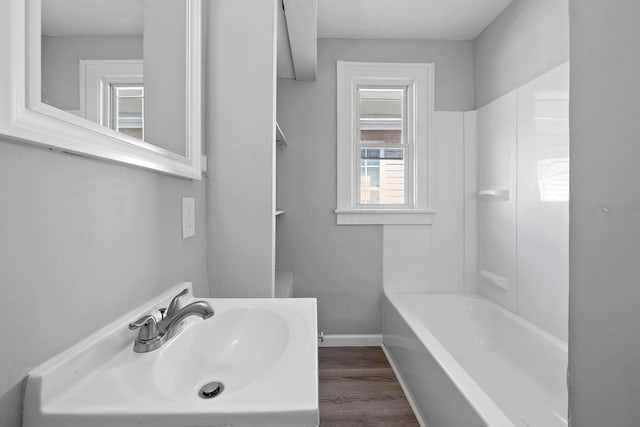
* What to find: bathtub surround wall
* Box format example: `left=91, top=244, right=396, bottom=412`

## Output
left=476, top=91, right=517, bottom=313
left=383, top=111, right=467, bottom=295
left=476, top=63, right=569, bottom=341
left=515, top=65, right=569, bottom=340
left=474, top=0, right=570, bottom=108
left=463, top=111, right=479, bottom=294
left=471, top=0, right=570, bottom=345
left=436, top=0, right=574, bottom=342
left=276, top=38, right=474, bottom=334
left=0, top=3, right=208, bottom=427
left=206, top=0, right=278, bottom=298
left=569, top=0, right=640, bottom=424
left=382, top=63, right=570, bottom=342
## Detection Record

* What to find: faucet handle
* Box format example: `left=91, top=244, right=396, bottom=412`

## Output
left=128, top=314, right=159, bottom=341
left=167, top=288, right=189, bottom=317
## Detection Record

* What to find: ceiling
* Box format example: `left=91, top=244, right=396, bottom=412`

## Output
left=42, top=0, right=143, bottom=36
left=317, top=0, right=514, bottom=40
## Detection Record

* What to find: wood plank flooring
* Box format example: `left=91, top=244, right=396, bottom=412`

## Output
left=319, top=347, right=420, bottom=427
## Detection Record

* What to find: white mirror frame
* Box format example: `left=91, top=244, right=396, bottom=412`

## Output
left=0, top=0, right=203, bottom=180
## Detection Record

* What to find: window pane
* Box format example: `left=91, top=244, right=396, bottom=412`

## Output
left=117, top=87, right=144, bottom=98
left=359, top=88, right=404, bottom=144
left=113, top=85, right=144, bottom=140
left=360, top=148, right=406, bottom=205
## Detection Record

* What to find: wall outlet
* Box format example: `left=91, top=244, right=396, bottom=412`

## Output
left=182, top=197, right=195, bottom=239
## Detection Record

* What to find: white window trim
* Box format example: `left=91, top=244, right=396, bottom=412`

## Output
left=336, top=61, right=435, bottom=225
left=79, top=60, right=143, bottom=126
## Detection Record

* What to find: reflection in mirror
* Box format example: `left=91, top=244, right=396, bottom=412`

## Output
left=40, top=0, right=187, bottom=156
left=112, top=85, right=144, bottom=140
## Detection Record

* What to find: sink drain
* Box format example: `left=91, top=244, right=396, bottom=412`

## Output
left=199, top=381, right=224, bottom=399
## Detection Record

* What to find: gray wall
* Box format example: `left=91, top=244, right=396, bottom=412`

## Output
left=0, top=140, right=208, bottom=427
left=569, top=0, right=640, bottom=425
left=276, top=38, right=474, bottom=334
left=41, top=36, right=143, bottom=111
left=474, top=0, right=569, bottom=108
left=206, top=0, right=277, bottom=298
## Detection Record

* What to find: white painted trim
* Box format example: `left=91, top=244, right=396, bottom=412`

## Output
left=64, top=109, right=82, bottom=117
left=318, top=334, right=383, bottom=347
left=0, top=0, right=203, bottom=180
left=336, top=61, right=434, bottom=225
left=283, top=0, right=317, bottom=81
left=382, top=344, right=430, bottom=427
left=78, top=59, right=144, bottom=125
left=335, top=209, right=435, bottom=225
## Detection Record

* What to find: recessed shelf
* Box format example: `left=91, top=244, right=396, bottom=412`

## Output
left=276, top=122, right=288, bottom=149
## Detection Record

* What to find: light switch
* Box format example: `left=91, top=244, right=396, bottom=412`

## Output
left=182, top=197, right=195, bottom=239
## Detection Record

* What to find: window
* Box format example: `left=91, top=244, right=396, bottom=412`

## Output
left=336, top=62, right=434, bottom=225
left=78, top=59, right=144, bottom=142
left=107, top=84, right=145, bottom=141
left=358, top=88, right=408, bottom=206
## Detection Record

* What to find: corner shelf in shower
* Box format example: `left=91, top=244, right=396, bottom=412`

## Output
left=478, top=189, right=510, bottom=201
left=480, top=269, right=509, bottom=291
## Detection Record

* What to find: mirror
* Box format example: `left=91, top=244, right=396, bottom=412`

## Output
left=0, top=0, right=202, bottom=179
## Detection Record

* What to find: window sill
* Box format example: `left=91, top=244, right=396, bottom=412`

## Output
left=335, top=209, right=435, bottom=225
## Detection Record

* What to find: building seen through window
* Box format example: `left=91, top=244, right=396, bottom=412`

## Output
left=358, top=88, right=407, bottom=205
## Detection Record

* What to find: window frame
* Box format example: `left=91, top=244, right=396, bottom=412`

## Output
left=107, top=83, right=145, bottom=140
left=336, top=61, right=435, bottom=225
left=356, top=85, right=411, bottom=208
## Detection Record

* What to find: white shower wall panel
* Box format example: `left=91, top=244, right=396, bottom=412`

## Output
left=383, top=112, right=466, bottom=294
left=475, top=63, right=569, bottom=340
left=432, top=112, right=466, bottom=292
left=516, top=63, right=569, bottom=340
left=463, top=111, right=478, bottom=294
left=477, top=92, right=518, bottom=311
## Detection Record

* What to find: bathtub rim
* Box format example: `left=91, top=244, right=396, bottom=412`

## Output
left=386, top=291, right=568, bottom=351
left=384, top=291, right=568, bottom=427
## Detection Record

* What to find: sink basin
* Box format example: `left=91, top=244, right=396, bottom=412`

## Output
left=156, top=306, right=291, bottom=398
left=23, top=283, right=319, bottom=427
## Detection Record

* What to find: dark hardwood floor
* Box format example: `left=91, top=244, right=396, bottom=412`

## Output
left=319, top=347, right=420, bottom=427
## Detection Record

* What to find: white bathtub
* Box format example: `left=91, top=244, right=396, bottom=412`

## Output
left=383, top=292, right=568, bottom=427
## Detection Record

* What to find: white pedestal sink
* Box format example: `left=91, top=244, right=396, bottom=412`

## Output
left=23, top=283, right=319, bottom=427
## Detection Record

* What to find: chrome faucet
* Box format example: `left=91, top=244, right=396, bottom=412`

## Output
left=128, top=288, right=214, bottom=353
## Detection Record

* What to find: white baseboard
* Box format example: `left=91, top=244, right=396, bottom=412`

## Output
left=318, top=334, right=382, bottom=347
left=382, top=344, right=430, bottom=427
